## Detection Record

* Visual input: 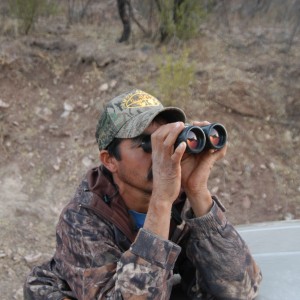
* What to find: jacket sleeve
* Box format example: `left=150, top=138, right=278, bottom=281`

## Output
left=182, top=198, right=262, bottom=300
left=53, top=203, right=181, bottom=300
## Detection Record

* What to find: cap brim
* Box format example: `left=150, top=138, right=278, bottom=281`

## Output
left=115, top=107, right=186, bottom=139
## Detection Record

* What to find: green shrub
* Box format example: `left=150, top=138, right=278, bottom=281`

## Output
left=157, top=47, right=195, bottom=108
left=9, top=0, right=57, bottom=34
left=157, top=0, right=209, bottom=40
left=174, top=0, right=207, bottom=40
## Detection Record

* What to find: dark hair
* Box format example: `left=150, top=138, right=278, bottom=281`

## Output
left=106, top=138, right=122, bottom=161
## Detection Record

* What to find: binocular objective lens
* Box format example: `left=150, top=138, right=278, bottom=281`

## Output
left=209, top=128, right=220, bottom=146
left=186, top=131, right=198, bottom=150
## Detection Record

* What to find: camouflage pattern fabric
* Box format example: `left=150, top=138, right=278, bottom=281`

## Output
left=95, top=89, right=186, bottom=150
left=24, top=166, right=262, bottom=299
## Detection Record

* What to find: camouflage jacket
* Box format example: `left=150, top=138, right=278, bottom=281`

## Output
left=24, top=166, right=262, bottom=300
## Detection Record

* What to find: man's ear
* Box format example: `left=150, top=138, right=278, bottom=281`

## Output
left=99, top=150, right=118, bottom=173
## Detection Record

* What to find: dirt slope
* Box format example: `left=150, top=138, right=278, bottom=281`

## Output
left=0, top=1, right=299, bottom=299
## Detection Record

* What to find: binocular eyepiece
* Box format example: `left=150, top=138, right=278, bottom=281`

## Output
left=141, top=123, right=227, bottom=154
left=175, top=123, right=227, bottom=154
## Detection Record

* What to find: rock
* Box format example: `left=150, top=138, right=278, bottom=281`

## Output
left=82, top=156, right=93, bottom=168
left=284, top=212, right=295, bottom=221
left=63, top=102, right=74, bottom=112
left=110, top=79, right=117, bottom=88
left=214, top=178, right=221, bottom=184
left=99, top=83, right=109, bottom=92
left=24, top=252, right=42, bottom=264
left=268, top=162, right=276, bottom=170
left=61, top=110, right=70, bottom=118
left=0, top=250, right=6, bottom=258
left=0, top=99, right=9, bottom=108
left=265, top=133, right=272, bottom=140
left=61, top=102, right=74, bottom=118
left=53, top=164, right=60, bottom=171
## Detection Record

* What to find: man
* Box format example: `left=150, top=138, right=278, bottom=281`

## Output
left=24, top=89, right=262, bottom=299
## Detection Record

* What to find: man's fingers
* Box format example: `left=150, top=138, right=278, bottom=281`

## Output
left=152, top=122, right=184, bottom=153
left=172, top=141, right=186, bottom=162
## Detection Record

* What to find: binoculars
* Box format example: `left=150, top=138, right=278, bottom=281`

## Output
left=142, top=123, right=227, bottom=154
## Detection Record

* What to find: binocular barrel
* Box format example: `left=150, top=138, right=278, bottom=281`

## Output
left=175, top=123, right=227, bottom=154
left=141, top=123, right=227, bottom=154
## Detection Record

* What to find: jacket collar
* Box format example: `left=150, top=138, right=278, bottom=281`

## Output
left=83, top=165, right=187, bottom=243
left=84, top=165, right=137, bottom=242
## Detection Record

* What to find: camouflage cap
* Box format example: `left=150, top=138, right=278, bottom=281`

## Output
left=95, top=89, right=186, bottom=150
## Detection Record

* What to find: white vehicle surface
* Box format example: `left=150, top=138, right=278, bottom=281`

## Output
left=237, top=220, right=300, bottom=300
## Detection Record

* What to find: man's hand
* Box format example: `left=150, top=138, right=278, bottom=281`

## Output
left=150, top=121, right=186, bottom=203
left=180, top=121, right=227, bottom=216
left=143, top=122, right=186, bottom=239
left=144, top=120, right=227, bottom=238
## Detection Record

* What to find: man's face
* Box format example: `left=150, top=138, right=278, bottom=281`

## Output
left=112, top=120, right=166, bottom=196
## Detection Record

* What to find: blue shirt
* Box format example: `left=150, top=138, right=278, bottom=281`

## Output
left=128, top=210, right=146, bottom=229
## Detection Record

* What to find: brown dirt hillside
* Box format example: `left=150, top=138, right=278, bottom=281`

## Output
left=0, top=1, right=299, bottom=299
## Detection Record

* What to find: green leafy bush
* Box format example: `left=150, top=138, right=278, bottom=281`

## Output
left=157, top=0, right=209, bottom=40
left=157, top=47, right=195, bottom=107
